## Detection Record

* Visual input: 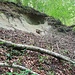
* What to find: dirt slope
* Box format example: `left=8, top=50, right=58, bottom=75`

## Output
left=0, top=1, right=75, bottom=75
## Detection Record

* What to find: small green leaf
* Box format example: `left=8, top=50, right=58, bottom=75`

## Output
left=0, top=42, right=4, bottom=44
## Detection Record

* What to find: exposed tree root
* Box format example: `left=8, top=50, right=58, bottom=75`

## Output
left=0, top=62, right=39, bottom=75
left=0, top=39, right=75, bottom=64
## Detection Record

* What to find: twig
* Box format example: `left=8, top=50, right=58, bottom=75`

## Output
left=0, top=62, right=39, bottom=75
left=56, top=42, right=60, bottom=50
left=0, top=39, right=75, bottom=64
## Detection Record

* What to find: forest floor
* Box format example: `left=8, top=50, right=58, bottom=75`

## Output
left=0, top=2, right=75, bottom=75
left=0, top=27, right=75, bottom=75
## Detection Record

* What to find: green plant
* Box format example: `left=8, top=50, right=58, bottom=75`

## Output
left=6, top=53, right=12, bottom=60
left=38, top=55, right=45, bottom=63
left=62, top=50, right=69, bottom=55
left=48, top=71, right=55, bottom=75
left=0, top=42, right=4, bottom=45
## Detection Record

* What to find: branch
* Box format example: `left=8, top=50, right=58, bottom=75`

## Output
left=0, top=39, right=75, bottom=64
left=0, top=62, right=39, bottom=75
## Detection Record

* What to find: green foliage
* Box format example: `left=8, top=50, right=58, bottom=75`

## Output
left=61, top=50, right=69, bottom=55
left=21, top=0, right=75, bottom=25
left=5, top=48, right=27, bottom=60
left=48, top=71, right=55, bottom=75
left=0, top=42, right=4, bottom=44
left=38, top=55, right=45, bottom=63
left=6, top=53, right=12, bottom=60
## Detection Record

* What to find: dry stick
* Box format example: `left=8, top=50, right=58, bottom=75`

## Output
left=0, top=39, right=75, bottom=64
left=0, top=62, right=39, bottom=75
